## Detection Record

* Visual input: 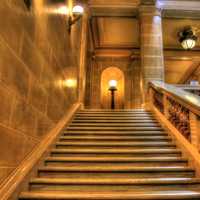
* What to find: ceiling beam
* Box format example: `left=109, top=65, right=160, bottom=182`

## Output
left=164, top=50, right=200, bottom=61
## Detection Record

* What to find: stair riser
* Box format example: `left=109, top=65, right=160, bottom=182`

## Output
left=50, top=152, right=182, bottom=157
left=38, top=171, right=195, bottom=179
left=63, top=133, right=168, bottom=136
left=29, top=184, right=200, bottom=192
left=75, top=113, right=154, bottom=116
left=69, top=124, right=160, bottom=127
left=54, top=146, right=177, bottom=150
left=59, top=139, right=172, bottom=142
left=72, top=120, right=158, bottom=123
left=44, top=162, right=188, bottom=167
left=66, top=128, right=163, bottom=131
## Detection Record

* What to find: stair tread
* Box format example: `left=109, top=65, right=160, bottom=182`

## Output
left=30, top=177, right=200, bottom=185
left=45, top=156, right=186, bottom=162
left=63, top=131, right=167, bottom=135
left=72, top=120, right=157, bottom=123
left=51, top=148, right=179, bottom=153
left=59, top=136, right=171, bottom=140
left=19, top=190, right=200, bottom=199
left=39, top=166, right=194, bottom=172
left=69, top=123, right=159, bottom=127
left=56, top=141, right=174, bottom=145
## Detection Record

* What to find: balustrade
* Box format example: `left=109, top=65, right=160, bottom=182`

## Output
left=149, top=81, right=200, bottom=150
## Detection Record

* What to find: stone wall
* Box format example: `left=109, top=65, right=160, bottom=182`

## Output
left=0, top=1, right=81, bottom=184
left=85, top=57, right=142, bottom=109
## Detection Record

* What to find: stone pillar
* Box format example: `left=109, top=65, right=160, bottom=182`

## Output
left=139, top=4, right=164, bottom=103
left=78, top=11, right=89, bottom=107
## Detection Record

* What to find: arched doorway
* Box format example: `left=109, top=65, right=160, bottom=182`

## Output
left=101, top=67, right=124, bottom=109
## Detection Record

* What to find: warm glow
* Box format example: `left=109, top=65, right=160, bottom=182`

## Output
left=108, top=80, right=118, bottom=89
left=181, top=38, right=196, bottom=50
left=72, top=5, right=84, bottom=15
left=63, top=79, right=77, bottom=88
left=54, top=6, right=69, bottom=15
left=101, top=67, right=124, bottom=109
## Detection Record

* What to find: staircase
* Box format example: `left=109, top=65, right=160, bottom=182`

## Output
left=19, top=110, right=200, bottom=199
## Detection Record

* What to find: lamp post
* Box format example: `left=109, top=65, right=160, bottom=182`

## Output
left=108, top=80, right=117, bottom=110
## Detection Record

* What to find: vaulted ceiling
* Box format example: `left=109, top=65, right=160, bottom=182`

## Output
left=88, top=0, right=200, bottom=84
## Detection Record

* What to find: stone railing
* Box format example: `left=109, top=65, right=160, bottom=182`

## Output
left=174, top=84, right=200, bottom=97
left=149, top=81, right=200, bottom=150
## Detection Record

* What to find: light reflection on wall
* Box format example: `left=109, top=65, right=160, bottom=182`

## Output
left=63, top=79, right=77, bottom=88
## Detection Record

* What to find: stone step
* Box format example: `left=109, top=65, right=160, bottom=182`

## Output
left=66, top=127, right=163, bottom=131
left=75, top=113, right=153, bottom=116
left=29, top=177, right=200, bottom=186
left=51, top=152, right=182, bottom=158
left=45, top=160, right=188, bottom=167
left=55, top=142, right=176, bottom=148
left=28, top=178, right=200, bottom=192
left=63, top=130, right=167, bottom=136
left=59, top=135, right=172, bottom=141
left=38, top=166, right=194, bottom=173
left=19, top=190, right=200, bottom=199
left=39, top=169, right=195, bottom=179
left=50, top=148, right=182, bottom=157
left=77, top=110, right=150, bottom=114
left=45, top=156, right=187, bottom=163
left=74, top=116, right=155, bottom=120
left=21, top=190, right=200, bottom=200
left=72, top=119, right=157, bottom=123
left=69, top=123, right=160, bottom=127
left=44, top=156, right=188, bottom=167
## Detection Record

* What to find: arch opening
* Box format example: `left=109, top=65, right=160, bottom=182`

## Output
left=101, top=67, right=124, bottom=109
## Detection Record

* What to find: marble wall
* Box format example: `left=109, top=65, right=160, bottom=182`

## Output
left=0, top=0, right=81, bottom=184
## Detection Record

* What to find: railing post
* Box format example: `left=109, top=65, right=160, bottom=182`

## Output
left=189, top=112, right=200, bottom=150
left=163, top=94, right=170, bottom=119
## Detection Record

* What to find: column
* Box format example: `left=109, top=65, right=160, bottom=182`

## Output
left=139, top=4, right=164, bottom=103
left=78, top=11, right=89, bottom=107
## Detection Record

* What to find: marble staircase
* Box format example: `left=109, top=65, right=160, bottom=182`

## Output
left=19, top=110, right=200, bottom=199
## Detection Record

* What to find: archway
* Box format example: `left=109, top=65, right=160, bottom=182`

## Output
left=101, top=67, right=124, bottom=109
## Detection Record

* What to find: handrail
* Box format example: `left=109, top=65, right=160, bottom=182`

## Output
left=149, top=81, right=200, bottom=175
left=0, top=103, right=81, bottom=200
left=149, top=81, right=200, bottom=116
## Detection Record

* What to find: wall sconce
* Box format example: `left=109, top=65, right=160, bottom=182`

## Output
left=68, top=5, right=84, bottom=33
left=178, top=26, right=198, bottom=50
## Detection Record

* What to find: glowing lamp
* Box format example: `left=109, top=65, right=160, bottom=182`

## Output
left=178, top=26, right=198, bottom=50
left=68, top=5, right=84, bottom=33
left=181, top=39, right=196, bottom=50
left=72, top=5, right=84, bottom=15
left=108, top=80, right=117, bottom=89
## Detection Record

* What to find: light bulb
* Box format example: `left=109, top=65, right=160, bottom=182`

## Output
left=72, top=5, right=84, bottom=15
left=108, top=80, right=117, bottom=88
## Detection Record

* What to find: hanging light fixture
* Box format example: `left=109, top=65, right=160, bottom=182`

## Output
left=178, top=26, right=198, bottom=50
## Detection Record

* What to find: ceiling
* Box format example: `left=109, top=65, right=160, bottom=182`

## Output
left=88, top=0, right=200, bottom=84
